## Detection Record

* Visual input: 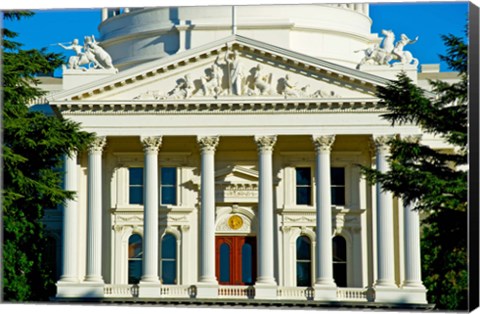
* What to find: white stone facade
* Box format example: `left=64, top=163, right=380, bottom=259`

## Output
left=44, top=4, right=441, bottom=306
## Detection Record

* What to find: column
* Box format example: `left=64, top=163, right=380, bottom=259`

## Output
left=139, top=136, right=162, bottom=297
left=373, top=135, right=396, bottom=287
left=60, top=151, right=79, bottom=283
left=57, top=151, right=79, bottom=290
left=196, top=136, right=219, bottom=298
left=254, top=135, right=277, bottom=299
left=312, top=135, right=337, bottom=300
left=85, top=137, right=106, bottom=288
left=400, top=135, right=427, bottom=303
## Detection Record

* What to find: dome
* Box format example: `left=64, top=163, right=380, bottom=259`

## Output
left=99, top=4, right=379, bottom=71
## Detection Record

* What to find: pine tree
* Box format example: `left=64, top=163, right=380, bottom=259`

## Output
left=362, top=34, right=468, bottom=309
left=2, top=12, right=93, bottom=301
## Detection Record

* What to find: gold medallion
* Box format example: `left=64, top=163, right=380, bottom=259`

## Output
left=228, top=215, right=244, bottom=230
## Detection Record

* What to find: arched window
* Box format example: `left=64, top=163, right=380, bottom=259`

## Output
left=333, top=235, right=347, bottom=287
left=241, top=242, right=254, bottom=285
left=219, top=243, right=231, bottom=284
left=128, top=234, right=143, bottom=284
left=296, top=236, right=312, bottom=287
left=161, top=234, right=177, bottom=284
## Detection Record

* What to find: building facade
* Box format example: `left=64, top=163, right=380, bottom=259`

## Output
left=41, top=4, right=455, bottom=306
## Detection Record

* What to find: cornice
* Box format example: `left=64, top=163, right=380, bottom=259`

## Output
left=52, top=97, right=384, bottom=115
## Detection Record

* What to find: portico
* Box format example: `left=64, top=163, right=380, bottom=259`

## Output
left=50, top=28, right=428, bottom=305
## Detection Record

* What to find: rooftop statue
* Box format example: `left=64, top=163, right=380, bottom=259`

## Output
left=59, top=35, right=118, bottom=72
left=355, top=30, right=419, bottom=68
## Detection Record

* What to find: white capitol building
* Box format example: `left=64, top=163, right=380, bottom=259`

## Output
left=40, top=4, right=458, bottom=307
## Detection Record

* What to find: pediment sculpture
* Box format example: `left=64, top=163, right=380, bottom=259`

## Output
left=134, top=48, right=341, bottom=100
left=355, top=29, right=419, bottom=68
left=59, top=35, right=118, bottom=72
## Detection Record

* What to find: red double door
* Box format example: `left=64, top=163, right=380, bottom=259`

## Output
left=215, top=236, right=257, bottom=285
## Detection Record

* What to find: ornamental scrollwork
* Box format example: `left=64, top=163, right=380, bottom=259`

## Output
left=312, top=135, right=335, bottom=152
left=88, top=136, right=106, bottom=154
left=141, top=136, right=163, bottom=153
left=255, top=135, right=277, bottom=152
left=197, top=136, right=220, bottom=153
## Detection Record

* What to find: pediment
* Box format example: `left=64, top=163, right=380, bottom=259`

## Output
left=215, top=165, right=258, bottom=185
left=49, top=35, right=392, bottom=106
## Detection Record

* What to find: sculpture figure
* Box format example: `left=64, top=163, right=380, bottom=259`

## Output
left=59, top=36, right=118, bottom=71
left=84, top=35, right=118, bottom=71
left=168, top=74, right=194, bottom=99
left=355, top=30, right=419, bottom=67
left=59, top=38, right=100, bottom=70
left=281, top=75, right=309, bottom=98
left=200, top=56, right=224, bottom=96
left=252, top=64, right=273, bottom=96
left=225, top=50, right=244, bottom=95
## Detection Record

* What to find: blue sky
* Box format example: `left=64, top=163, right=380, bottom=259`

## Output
left=3, top=1, right=469, bottom=76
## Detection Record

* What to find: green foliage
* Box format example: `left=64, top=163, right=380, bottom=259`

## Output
left=2, top=12, right=93, bottom=301
left=362, top=33, right=468, bottom=310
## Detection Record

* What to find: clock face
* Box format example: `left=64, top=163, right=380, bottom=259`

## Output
left=228, top=215, right=244, bottom=230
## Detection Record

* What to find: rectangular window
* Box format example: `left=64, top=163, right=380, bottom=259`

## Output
left=331, top=167, right=345, bottom=206
left=296, top=167, right=312, bottom=205
left=129, top=167, right=143, bottom=205
left=161, top=167, right=177, bottom=205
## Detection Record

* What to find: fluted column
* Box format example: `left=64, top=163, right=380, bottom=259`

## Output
left=85, top=136, right=106, bottom=282
left=373, top=135, right=396, bottom=287
left=140, top=136, right=162, bottom=283
left=255, top=135, right=277, bottom=287
left=60, top=151, right=79, bottom=282
left=197, top=136, right=219, bottom=284
left=312, top=135, right=336, bottom=288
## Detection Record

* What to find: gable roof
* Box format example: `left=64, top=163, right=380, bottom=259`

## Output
left=49, top=34, right=393, bottom=103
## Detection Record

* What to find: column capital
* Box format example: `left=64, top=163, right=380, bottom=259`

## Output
left=197, top=136, right=219, bottom=152
left=141, top=136, right=162, bottom=153
left=255, top=135, right=277, bottom=153
left=88, top=136, right=106, bottom=154
left=312, top=135, right=335, bottom=152
left=401, top=134, right=422, bottom=143
left=372, top=134, right=394, bottom=153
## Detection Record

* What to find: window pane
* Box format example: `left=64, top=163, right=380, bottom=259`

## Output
left=296, top=168, right=311, bottom=185
left=129, top=234, right=143, bottom=258
left=128, top=260, right=142, bottom=284
left=296, top=236, right=311, bottom=260
left=331, top=167, right=345, bottom=185
left=220, top=243, right=230, bottom=283
left=296, top=187, right=311, bottom=205
left=333, top=236, right=347, bottom=261
left=296, top=262, right=311, bottom=287
left=162, top=261, right=176, bottom=284
left=129, top=186, right=144, bottom=204
left=242, top=243, right=253, bottom=285
left=129, top=168, right=143, bottom=185
left=162, top=234, right=176, bottom=259
left=333, top=263, right=347, bottom=287
left=331, top=187, right=345, bottom=206
left=161, top=186, right=177, bottom=205
left=161, top=167, right=176, bottom=185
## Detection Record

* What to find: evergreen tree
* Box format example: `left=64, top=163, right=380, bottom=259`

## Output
left=2, top=12, right=93, bottom=301
left=362, top=34, right=468, bottom=309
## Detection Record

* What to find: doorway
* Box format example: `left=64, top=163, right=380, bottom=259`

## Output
left=215, top=236, right=257, bottom=285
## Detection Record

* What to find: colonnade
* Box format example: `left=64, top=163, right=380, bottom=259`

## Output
left=58, top=134, right=425, bottom=300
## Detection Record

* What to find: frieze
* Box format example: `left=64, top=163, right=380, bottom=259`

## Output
left=132, top=48, right=344, bottom=101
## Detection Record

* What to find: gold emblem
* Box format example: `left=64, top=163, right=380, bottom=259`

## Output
left=228, top=215, right=244, bottom=230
